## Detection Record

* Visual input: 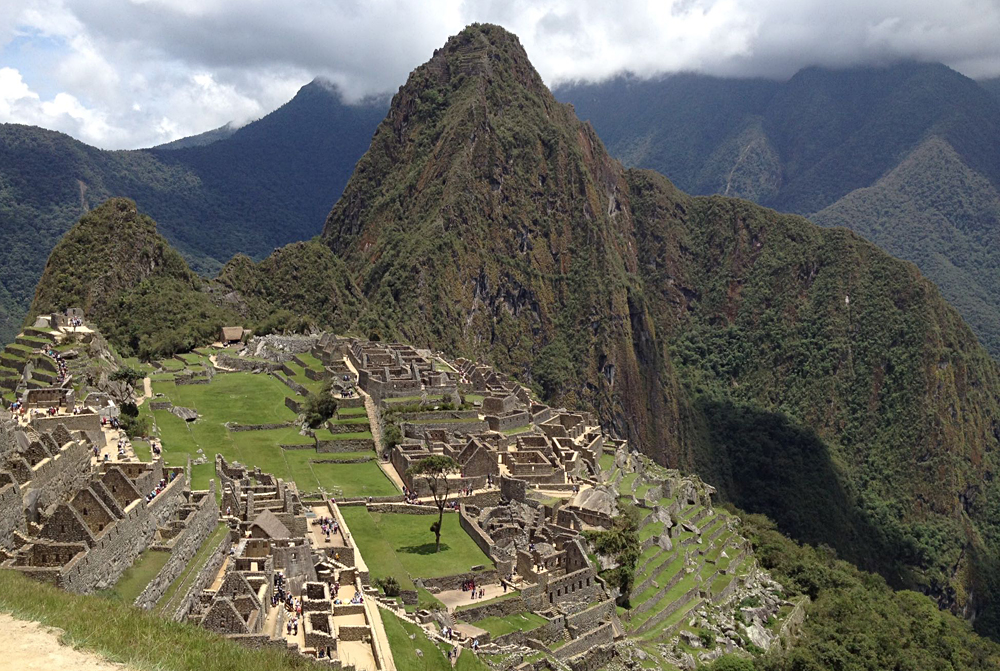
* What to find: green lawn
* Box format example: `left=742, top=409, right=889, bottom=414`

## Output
left=337, top=406, right=369, bottom=417
left=341, top=509, right=492, bottom=589
left=131, top=439, right=152, bottom=461
left=471, top=611, right=547, bottom=637
left=383, top=610, right=490, bottom=671
left=148, top=370, right=391, bottom=497
left=101, top=550, right=170, bottom=603
left=151, top=373, right=295, bottom=425
left=0, top=568, right=317, bottom=671
left=599, top=452, right=615, bottom=472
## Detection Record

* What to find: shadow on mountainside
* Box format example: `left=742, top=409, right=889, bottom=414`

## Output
left=688, top=397, right=907, bottom=585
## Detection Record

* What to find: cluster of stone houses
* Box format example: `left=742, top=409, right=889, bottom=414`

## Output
left=0, top=409, right=215, bottom=595
left=187, top=455, right=390, bottom=670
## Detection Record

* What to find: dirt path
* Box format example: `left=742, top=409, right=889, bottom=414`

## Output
left=0, top=612, right=133, bottom=671
left=135, top=377, right=152, bottom=406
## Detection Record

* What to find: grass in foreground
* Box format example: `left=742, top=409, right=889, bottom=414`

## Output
left=0, top=568, right=316, bottom=671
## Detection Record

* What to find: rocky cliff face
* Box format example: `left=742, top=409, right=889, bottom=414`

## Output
left=321, top=24, right=1000, bottom=634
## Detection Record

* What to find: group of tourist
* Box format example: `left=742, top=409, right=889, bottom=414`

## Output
left=145, top=475, right=175, bottom=503
left=116, top=435, right=130, bottom=459
left=68, top=317, right=83, bottom=328
left=44, top=348, right=68, bottom=385
left=402, top=485, right=420, bottom=504
left=316, top=515, right=339, bottom=542
left=100, top=415, right=120, bottom=429
left=462, top=578, right=486, bottom=600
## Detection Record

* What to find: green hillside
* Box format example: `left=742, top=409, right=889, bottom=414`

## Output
left=557, top=64, right=1000, bottom=359
left=319, top=25, right=1000, bottom=637
left=0, top=81, right=385, bottom=344
left=28, top=22, right=1000, bottom=646
left=27, top=198, right=238, bottom=358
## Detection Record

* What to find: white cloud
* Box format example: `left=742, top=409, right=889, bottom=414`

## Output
left=2, top=0, right=1000, bottom=149
left=0, top=66, right=116, bottom=144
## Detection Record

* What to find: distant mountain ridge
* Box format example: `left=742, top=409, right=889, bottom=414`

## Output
left=557, top=63, right=1000, bottom=355
left=0, top=79, right=386, bottom=343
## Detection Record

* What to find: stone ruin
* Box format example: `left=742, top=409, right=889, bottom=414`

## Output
left=188, top=455, right=389, bottom=670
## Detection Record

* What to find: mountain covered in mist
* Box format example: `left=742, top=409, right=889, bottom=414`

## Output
left=557, top=64, right=1000, bottom=358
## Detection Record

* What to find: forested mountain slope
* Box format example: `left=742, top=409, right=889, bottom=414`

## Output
left=557, top=64, right=1000, bottom=357
left=321, top=25, right=1000, bottom=638
left=0, top=80, right=385, bottom=343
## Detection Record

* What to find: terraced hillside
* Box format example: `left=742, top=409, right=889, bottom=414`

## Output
left=602, top=453, right=789, bottom=668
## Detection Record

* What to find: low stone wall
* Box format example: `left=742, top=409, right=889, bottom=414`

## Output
left=398, top=410, right=480, bottom=421
left=366, top=502, right=440, bottom=514
left=328, top=421, right=372, bottom=435
left=175, top=377, right=210, bottom=386
left=453, top=595, right=527, bottom=622
left=228, top=422, right=296, bottom=432
left=149, top=401, right=173, bottom=411
left=216, top=355, right=281, bottom=372
left=134, top=491, right=220, bottom=610
left=317, top=438, right=375, bottom=453
left=420, top=568, right=498, bottom=593
left=285, top=397, right=302, bottom=413
left=634, top=582, right=701, bottom=635
left=566, top=599, right=615, bottom=632
left=553, top=622, right=614, bottom=661
left=168, top=528, right=233, bottom=621
left=337, top=396, right=365, bottom=410
left=274, top=372, right=309, bottom=397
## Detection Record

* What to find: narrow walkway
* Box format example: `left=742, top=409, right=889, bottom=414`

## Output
left=342, top=355, right=405, bottom=491
left=436, top=583, right=509, bottom=612
left=135, top=377, right=152, bottom=406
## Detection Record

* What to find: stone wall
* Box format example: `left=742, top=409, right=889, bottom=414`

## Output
left=59, top=502, right=155, bottom=593
left=327, top=421, right=372, bottom=435
left=459, top=505, right=494, bottom=560
left=284, top=396, right=302, bottom=413
left=30, top=413, right=101, bottom=434
left=168, top=528, right=233, bottom=621
left=25, top=439, right=91, bottom=510
left=402, top=419, right=487, bottom=435
left=216, top=355, right=282, bottom=372
left=420, top=568, right=498, bottom=593
left=452, top=595, right=527, bottom=622
left=500, top=476, right=527, bottom=502
left=553, top=622, right=613, bottom=661
left=0, top=477, right=25, bottom=547
left=134, top=490, right=220, bottom=610
left=274, top=372, right=309, bottom=397
left=567, top=643, right=616, bottom=671
left=316, top=438, right=376, bottom=453
left=485, top=411, right=531, bottom=433
left=228, top=422, right=296, bottom=432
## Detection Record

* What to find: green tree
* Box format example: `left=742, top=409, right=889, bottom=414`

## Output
left=406, top=455, right=460, bottom=552
left=303, top=381, right=337, bottom=428
left=104, top=366, right=144, bottom=418
left=584, top=503, right=641, bottom=606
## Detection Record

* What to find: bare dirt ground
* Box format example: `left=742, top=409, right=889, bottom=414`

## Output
left=0, top=612, right=132, bottom=671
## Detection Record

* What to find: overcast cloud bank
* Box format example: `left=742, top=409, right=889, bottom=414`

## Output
left=2, top=0, right=999, bottom=149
